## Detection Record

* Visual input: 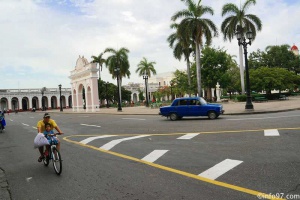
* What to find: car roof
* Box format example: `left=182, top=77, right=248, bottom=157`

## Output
left=175, top=97, right=201, bottom=100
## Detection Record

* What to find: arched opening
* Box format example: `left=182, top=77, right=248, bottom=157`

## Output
left=78, top=84, right=85, bottom=109
left=32, top=96, right=39, bottom=110
left=68, top=95, right=72, bottom=108
left=0, top=98, right=8, bottom=111
left=22, top=97, right=29, bottom=111
left=51, top=96, right=58, bottom=109
left=133, top=93, right=138, bottom=103
left=61, top=96, right=66, bottom=108
left=42, top=96, right=48, bottom=110
left=11, top=97, right=19, bottom=111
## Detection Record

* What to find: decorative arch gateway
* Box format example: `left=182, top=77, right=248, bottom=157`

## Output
left=69, top=55, right=99, bottom=112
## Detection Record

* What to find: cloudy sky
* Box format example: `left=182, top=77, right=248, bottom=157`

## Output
left=0, top=0, right=299, bottom=89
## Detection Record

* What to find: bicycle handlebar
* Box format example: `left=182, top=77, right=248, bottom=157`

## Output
left=47, top=133, right=63, bottom=137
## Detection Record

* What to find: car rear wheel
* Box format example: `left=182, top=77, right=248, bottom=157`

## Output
left=170, top=113, right=178, bottom=121
left=208, top=111, right=217, bottom=119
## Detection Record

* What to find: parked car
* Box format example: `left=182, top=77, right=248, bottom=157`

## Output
left=159, top=97, right=224, bottom=121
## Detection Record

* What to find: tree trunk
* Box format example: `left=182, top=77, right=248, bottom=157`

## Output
left=239, top=45, right=245, bottom=94
left=195, top=42, right=202, bottom=97
left=186, top=58, right=191, bottom=97
left=207, top=88, right=212, bottom=101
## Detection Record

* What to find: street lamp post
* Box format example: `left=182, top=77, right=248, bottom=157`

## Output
left=41, top=87, right=46, bottom=111
left=170, top=80, right=174, bottom=101
left=114, top=67, right=122, bottom=111
left=58, top=84, right=63, bottom=112
left=236, top=31, right=254, bottom=110
left=105, top=82, right=109, bottom=108
left=143, top=73, right=149, bottom=107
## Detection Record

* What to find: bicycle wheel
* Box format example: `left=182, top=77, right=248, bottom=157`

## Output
left=51, top=147, right=62, bottom=175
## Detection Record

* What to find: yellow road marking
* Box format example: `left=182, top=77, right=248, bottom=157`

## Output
left=63, top=129, right=291, bottom=200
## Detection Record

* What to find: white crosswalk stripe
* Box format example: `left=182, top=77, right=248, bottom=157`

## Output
left=80, top=135, right=116, bottom=144
left=198, top=159, right=243, bottom=180
left=264, top=129, right=280, bottom=136
left=100, top=135, right=150, bottom=150
left=141, top=150, right=168, bottom=163
left=177, top=133, right=199, bottom=140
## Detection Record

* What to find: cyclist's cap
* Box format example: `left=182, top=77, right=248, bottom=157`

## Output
left=44, top=113, right=50, bottom=118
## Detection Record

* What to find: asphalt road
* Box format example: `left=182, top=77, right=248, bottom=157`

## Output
left=1, top=111, right=300, bottom=200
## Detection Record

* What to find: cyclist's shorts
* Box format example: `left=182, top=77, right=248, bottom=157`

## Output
left=47, top=137, right=58, bottom=145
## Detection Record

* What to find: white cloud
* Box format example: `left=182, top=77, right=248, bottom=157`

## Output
left=0, top=0, right=299, bottom=89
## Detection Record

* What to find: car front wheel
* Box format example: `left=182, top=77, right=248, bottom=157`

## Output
left=208, top=111, right=217, bottom=119
left=170, top=113, right=178, bottom=121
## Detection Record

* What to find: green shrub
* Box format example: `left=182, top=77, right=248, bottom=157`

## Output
left=235, top=95, right=247, bottom=102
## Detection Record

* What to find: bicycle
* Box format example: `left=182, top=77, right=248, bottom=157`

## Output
left=42, top=133, right=62, bottom=175
left=0, top=118, right=5, bottom=133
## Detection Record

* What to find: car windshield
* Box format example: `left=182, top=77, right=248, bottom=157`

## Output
left=199, top=97, right=207, bottom=105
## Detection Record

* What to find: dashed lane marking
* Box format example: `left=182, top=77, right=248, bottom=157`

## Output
left=63, top=135, right=284, bottom=200
left=122, top=118, right=146, bottom=120
left=22, top=123, right=29, bottom=126
left=141, top=150, right=169, bottom=163
left=198, top=159, right=243, bottom=180
left=80, top=124, right=101, bottom=128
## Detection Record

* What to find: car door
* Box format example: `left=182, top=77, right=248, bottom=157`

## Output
left=176, top=99, right=189, bottom=116
left=189, top=99, right=206, bottom=116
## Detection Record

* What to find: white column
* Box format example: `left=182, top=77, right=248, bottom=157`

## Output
left=47, top=95, right=51, bottom=109
left=76, top=91, right=80, bottom=112
left=65, top=94, right=69, bottom=108
left=8, top=97, right=12, bottom=111
left=18, top=97, right=22, bottom=110
left=29, top=96, right=33, bottom=110
left=216, top=82, right=221, bottom=102
left=211, top=88, right=215, bottom=98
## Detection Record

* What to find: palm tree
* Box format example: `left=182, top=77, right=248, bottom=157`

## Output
left=221, top=0, right=262, bottom=94
left=91, top=53, right=106, bottom=80
left=104, top=47, right=131, bottom=103
left=136, top=57, right=157, bottom=77
left=171, top=0, right=218, bottom=97
left=104, top=47, right=131, bottom=83
left=167, top=23, right=193, bottom=96
left=136, top=57, right=156, bottom=105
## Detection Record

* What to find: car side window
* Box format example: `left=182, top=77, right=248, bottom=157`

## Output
left=196, top=100, right=201, bottom=105
left=179, top=100, right=188, bottom=105
left=190, top=100, right=196, bottom=105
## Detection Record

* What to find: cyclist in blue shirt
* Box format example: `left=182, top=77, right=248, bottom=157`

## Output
left=43, top=123, right=59, bottom=158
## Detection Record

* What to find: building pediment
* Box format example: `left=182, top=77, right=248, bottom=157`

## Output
left=75, top=55, right=89, bottom=70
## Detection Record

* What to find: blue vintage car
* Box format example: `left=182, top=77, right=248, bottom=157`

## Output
left=159, top=97, right=224, bottom=120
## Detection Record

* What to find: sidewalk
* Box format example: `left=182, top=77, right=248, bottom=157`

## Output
left=51, top=96, right=300, bottom=115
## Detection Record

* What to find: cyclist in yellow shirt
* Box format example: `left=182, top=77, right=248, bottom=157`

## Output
left=37, top=113, right=63, bottom=162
